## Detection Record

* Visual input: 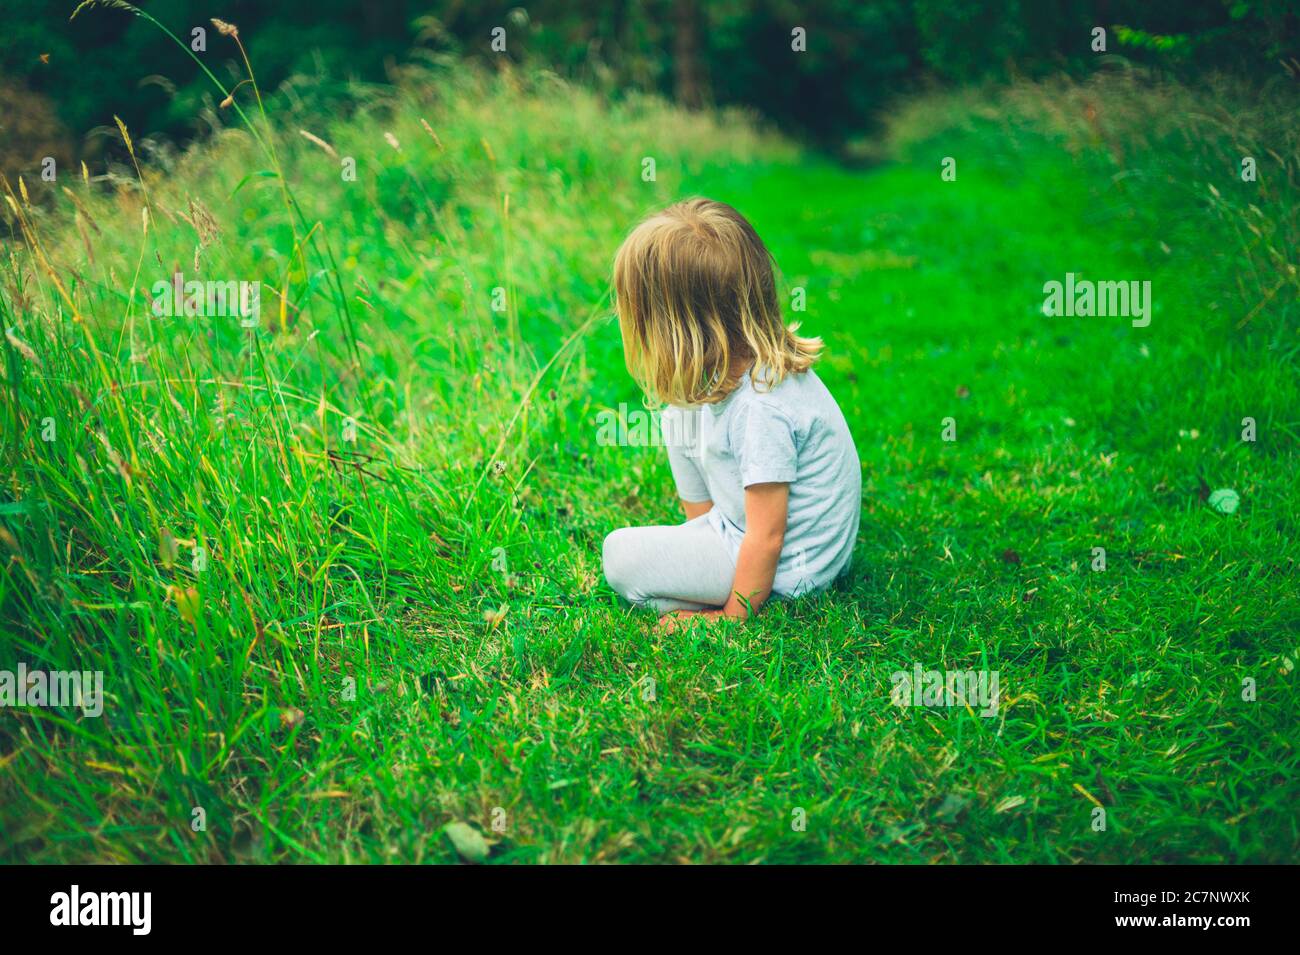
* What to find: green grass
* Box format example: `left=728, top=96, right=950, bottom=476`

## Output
left=1, top=57, right=1297, bottom=863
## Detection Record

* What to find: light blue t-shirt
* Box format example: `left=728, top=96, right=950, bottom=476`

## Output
left=660, top=367, right=861, bottom=597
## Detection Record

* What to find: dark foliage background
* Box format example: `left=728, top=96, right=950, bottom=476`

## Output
left=2, top=0, right=1296, bottom=173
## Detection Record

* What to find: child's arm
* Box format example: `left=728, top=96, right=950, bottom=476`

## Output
left=681, top=498, right=713, bottom=520
left=660, top=483, right=787, bottom=630
left=663, top=408, right=711, bottom=521
left=716, top=482, right=787, bottom=620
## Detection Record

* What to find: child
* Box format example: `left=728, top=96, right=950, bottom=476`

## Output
left=602, top=198, right=861, bottom=627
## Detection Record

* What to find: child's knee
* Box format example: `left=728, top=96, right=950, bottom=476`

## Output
left=602, top=528, right=642, bottom=602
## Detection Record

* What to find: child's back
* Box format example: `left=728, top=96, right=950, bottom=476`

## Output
left=662, top=366, right=860, bottom=597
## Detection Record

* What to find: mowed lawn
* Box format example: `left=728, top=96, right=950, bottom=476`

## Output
left=2, top=77, right=1296, bottom=863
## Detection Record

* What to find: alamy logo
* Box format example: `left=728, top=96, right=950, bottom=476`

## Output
left=595, top=404, right=706, bottom=458
left=1042, top=272, right=1151, bottom=327
left=50, top=885, right=151, bottom=935
left=0, top=664, right=103, bottom=717
left=890, top=663, right=1000, bottom=717
left=151, top=272, right=260, bottom=326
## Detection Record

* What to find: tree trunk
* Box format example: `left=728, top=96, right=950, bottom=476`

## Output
left=672, top=0, right=709, bottom=109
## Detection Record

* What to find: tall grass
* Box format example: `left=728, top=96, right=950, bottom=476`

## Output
left=0, top=16, right=787, bottom=860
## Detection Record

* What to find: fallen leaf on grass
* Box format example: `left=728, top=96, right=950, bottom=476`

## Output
left=1207, top=488, right=1240, bottom=514
left=934, top=793, right=970, bottom=822
left=443, top=821, right=490, bottom=863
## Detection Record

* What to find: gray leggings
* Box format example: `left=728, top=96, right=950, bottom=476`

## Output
left=602, top=514, right=737, bottom=613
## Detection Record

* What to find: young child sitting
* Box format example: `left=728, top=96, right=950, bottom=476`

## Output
left=602, top=198, right=861, bottom=628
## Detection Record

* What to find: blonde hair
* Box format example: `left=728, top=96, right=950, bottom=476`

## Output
left=612, top=198, right=821, bottom=406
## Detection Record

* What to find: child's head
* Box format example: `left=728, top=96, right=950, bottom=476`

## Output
left=612, top=198, right=821, bottom=406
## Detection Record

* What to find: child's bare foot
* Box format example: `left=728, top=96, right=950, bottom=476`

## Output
left=658, top=609, right=739, bottom=633
left=657, top=610, right=699, bottom=633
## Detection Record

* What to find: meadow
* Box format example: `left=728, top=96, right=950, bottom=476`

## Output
left=1, top=40, right=1297, bottom=861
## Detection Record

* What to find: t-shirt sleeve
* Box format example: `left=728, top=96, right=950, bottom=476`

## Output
left=662, top=407, right=712, bottom=502
left=733, top=399, right=798, bottom=487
